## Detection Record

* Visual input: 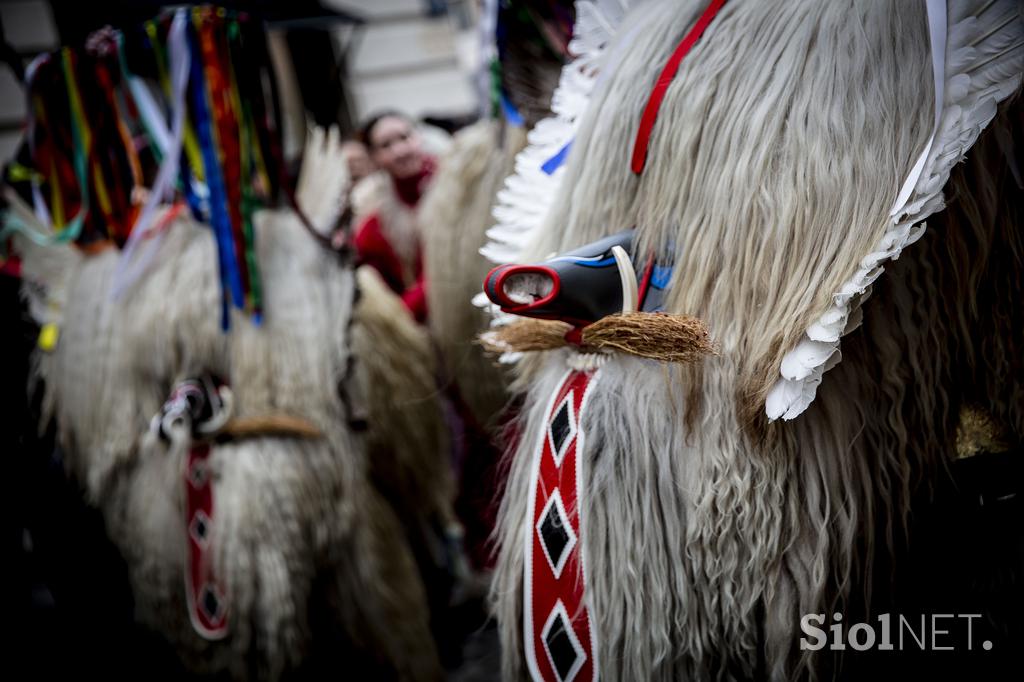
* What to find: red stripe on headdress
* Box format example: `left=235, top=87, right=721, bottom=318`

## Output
left=630, top=0, right=726, bottom=174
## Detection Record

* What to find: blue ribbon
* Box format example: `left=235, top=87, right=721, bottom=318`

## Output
left=187, top=22, right=243, bottom=330
left=500, top=91, right=523, bottom=128
left=651, top=264, right=673, bottom=288
left=541, top=140, right=572, bottom=175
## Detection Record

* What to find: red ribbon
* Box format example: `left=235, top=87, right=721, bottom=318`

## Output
left=197, top=13, right=251, bottom=303
left=630, top=0, right=727, bottom=174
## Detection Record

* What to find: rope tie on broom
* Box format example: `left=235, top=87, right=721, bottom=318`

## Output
left=480, top=311, right=715, bottom=363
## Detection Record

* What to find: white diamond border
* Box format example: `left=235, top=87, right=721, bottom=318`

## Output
left=199, top=582, right=225, bottom=620
left=189, top=509, right=212, bottom=549
left=547, top=391, right=577, bottom=468
left=536, top=488, right=577, bottom=580
left=541, top=599, right=587, bottom=682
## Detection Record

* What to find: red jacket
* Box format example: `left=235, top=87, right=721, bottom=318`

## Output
left=354, top=159, right=434, bottom=323
left=354, top=212, right=427, bottom=322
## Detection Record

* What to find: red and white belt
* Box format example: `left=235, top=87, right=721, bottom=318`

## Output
left=524, top=367, right=602, bottom=682
left=154, top=376, right=232, bottom=640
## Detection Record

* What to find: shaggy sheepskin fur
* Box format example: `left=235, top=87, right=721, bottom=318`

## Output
left=20, top=207, right=445, bottom=680
left=420, top=120, right=527, bottom=426
left=491, top=1, right=1022, bottom=679
left=353, top=264, right=455, bottom=547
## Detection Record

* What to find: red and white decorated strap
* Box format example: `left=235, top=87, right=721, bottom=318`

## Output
left=524, top=368, right=601, bottom=682
left=185, top=441, right=228, bottom=639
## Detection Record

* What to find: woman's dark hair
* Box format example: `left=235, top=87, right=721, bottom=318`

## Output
left=358, top=110, right=411, bottom=149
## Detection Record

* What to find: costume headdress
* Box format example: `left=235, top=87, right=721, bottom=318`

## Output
left=478, top=0, right=1023, bottom=422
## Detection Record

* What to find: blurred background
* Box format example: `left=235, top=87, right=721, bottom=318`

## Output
left=0, top=0, right=484, bottom=162
left=0, top=1, right=503, bottom=679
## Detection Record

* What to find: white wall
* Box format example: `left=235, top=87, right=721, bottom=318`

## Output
left=327, top=0, right=480, bottom=122
left=0, top=0, right=59, bottom=163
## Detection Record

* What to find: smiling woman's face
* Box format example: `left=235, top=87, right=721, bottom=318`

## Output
left=368, top=115, right=424, bottom=180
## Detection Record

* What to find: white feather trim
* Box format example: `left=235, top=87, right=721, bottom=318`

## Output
left=767, top=0, right=1023, bottom=421
left=475, top=0, right=638, bottom=328
left=780, top=339, right=837, bottom=382
left=478, top=0, right=636, bottom=268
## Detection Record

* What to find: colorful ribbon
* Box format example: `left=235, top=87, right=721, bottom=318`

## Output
left=110, top=8, right=190, bottom=301
left=4, top=6, right=303, bottom=330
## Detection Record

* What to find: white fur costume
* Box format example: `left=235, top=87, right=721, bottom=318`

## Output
left=15, top=129, right=450, bottom=680
left=485, top=1, right=1023, bottom=679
